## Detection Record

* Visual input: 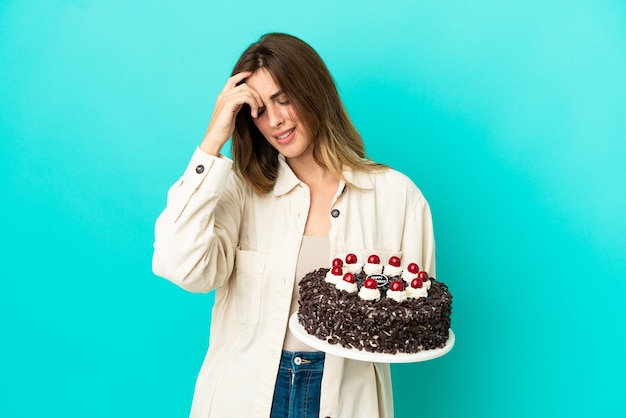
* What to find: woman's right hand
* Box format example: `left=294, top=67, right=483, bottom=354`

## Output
left=200, top=71, right=263, bottom=156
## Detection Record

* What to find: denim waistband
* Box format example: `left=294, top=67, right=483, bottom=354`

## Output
left=280, top=350, right=325, bottom=371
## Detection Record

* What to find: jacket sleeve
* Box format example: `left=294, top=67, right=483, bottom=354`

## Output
left=402, top=187, right=436, bottom=278
left=152, top=148, right=243, bottom=293
left=422, top=197, right=436, bottom=277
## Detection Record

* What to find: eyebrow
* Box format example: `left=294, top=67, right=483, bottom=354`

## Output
left=269, top=90, right=285, bottom=100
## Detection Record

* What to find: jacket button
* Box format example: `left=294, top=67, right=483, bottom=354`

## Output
left=195, top=165, right=205, bottom=174
left=331, top=209, right=340, bottom=218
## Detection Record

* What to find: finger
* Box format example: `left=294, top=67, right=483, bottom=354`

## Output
left=227, top=85, right=263, bottom=118
left=222, top=71, right=253, bottom=93
left=246, top=89, right=264, bottom=118
left=213, top=89, right=260, bottom=124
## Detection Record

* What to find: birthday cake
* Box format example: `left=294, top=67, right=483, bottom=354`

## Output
left=297, top=254, right=452, bottom=354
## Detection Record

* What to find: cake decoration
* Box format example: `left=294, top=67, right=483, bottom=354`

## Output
left=406, top=277, right=428, bottom=299
left=358, top=277, right=381, bottom=301
left=344, top=253, right=361, bottom=274
left=335, top=272, right=358, bottom=293
left=368, top=273, right=389, bottom=288
left=324, top=265, right=343, bottom=285
left=384, top=256, right=403, bottom=276
left=363, top=254, right=383, bottom=275
left=386, top=280, right=408, bottom=303
left=401, top=262, right=420, bottom=283
left=417, top=270, right=432, bottom=290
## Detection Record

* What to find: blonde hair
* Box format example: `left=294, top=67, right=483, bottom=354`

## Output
left=231, top=33, right=385, bottom=194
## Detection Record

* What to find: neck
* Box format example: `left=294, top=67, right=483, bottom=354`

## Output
left=286, top=151, right=337, bottom=188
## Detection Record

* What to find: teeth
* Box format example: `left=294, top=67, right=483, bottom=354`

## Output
left=277, top=129, right=293, bottom=140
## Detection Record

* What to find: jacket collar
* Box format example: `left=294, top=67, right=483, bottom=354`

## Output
left=272, top=154, right=374, bottom=196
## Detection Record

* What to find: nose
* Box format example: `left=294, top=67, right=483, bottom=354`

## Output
left=267, top=105, right=284, bottom=128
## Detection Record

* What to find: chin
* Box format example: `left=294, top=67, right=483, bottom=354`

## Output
left=282, top=146, right=312, bottom=160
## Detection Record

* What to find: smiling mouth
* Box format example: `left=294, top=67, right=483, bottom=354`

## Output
left=275, top=128, right=295, bottom=140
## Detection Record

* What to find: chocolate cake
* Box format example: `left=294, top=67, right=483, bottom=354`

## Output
left=297, top=254, right=452, bottom=354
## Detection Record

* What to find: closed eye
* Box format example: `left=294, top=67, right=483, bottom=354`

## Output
left=270, top=90, right=290, bottom=106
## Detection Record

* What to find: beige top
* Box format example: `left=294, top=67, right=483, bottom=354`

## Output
left=153, top=148, right=436, bottom=418
left=282, top=235, right=330, bottom=351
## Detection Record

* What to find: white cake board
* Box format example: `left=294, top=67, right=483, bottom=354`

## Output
left=289, top=313, right=454, bottom=363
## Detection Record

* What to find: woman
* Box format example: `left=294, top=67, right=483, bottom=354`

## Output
left=152, top=33, right=435, bottom=418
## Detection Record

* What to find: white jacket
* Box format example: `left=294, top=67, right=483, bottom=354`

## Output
left=153, top=148, right=436, bottom=418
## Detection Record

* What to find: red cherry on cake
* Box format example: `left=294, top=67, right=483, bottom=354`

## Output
left=411, top=278, right=423, bottom=288
left=364, top=278, right=378, bottom=289
left=345, top=253, right=358, bottom=264
left=417, top=271, right=429, bottom=281
left=367, top=254, right=380, bottom=264
left=331, top=265, right=343, bottom=276
left=407, top=263, right=419, bottom=274
left=343, top=273, right=355, bottom=283
left=390, top=280, right=404, bottom=291
left=332, top=258, right=343, bottom=267
left=388, top=256, right=401, bottom=267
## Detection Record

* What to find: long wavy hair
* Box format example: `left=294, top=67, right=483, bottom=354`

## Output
left=231, top=33, right=385, bottom=194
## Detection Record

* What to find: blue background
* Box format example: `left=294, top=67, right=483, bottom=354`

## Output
left=1, top=1, right=625, bottom=417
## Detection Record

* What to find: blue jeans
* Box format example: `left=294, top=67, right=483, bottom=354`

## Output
left=270, top=350, right=325, bottom=418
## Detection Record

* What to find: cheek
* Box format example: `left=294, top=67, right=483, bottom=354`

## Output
left=286, top=107, right=300, bottom=124
left=287, top=108, right=306, bottom=133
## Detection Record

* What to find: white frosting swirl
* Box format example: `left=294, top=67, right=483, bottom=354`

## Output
left=401, top=271, right=417, bottom=283
left=325, top=270, right=342, bottom=285
left=358, top=286, right=381, bottom=301
left=386, top=289, right=408, bottom=303
left=336, top=280, right=357, bottom=293
left=344, top=263, right=362, bottom=274
left=383, top=265, right=403, bottom=277
left=423, top=279, right=432, bottom=290
left=406, top=286, right=428, bottom=299
left=363, top=263, right=383, bottom=275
